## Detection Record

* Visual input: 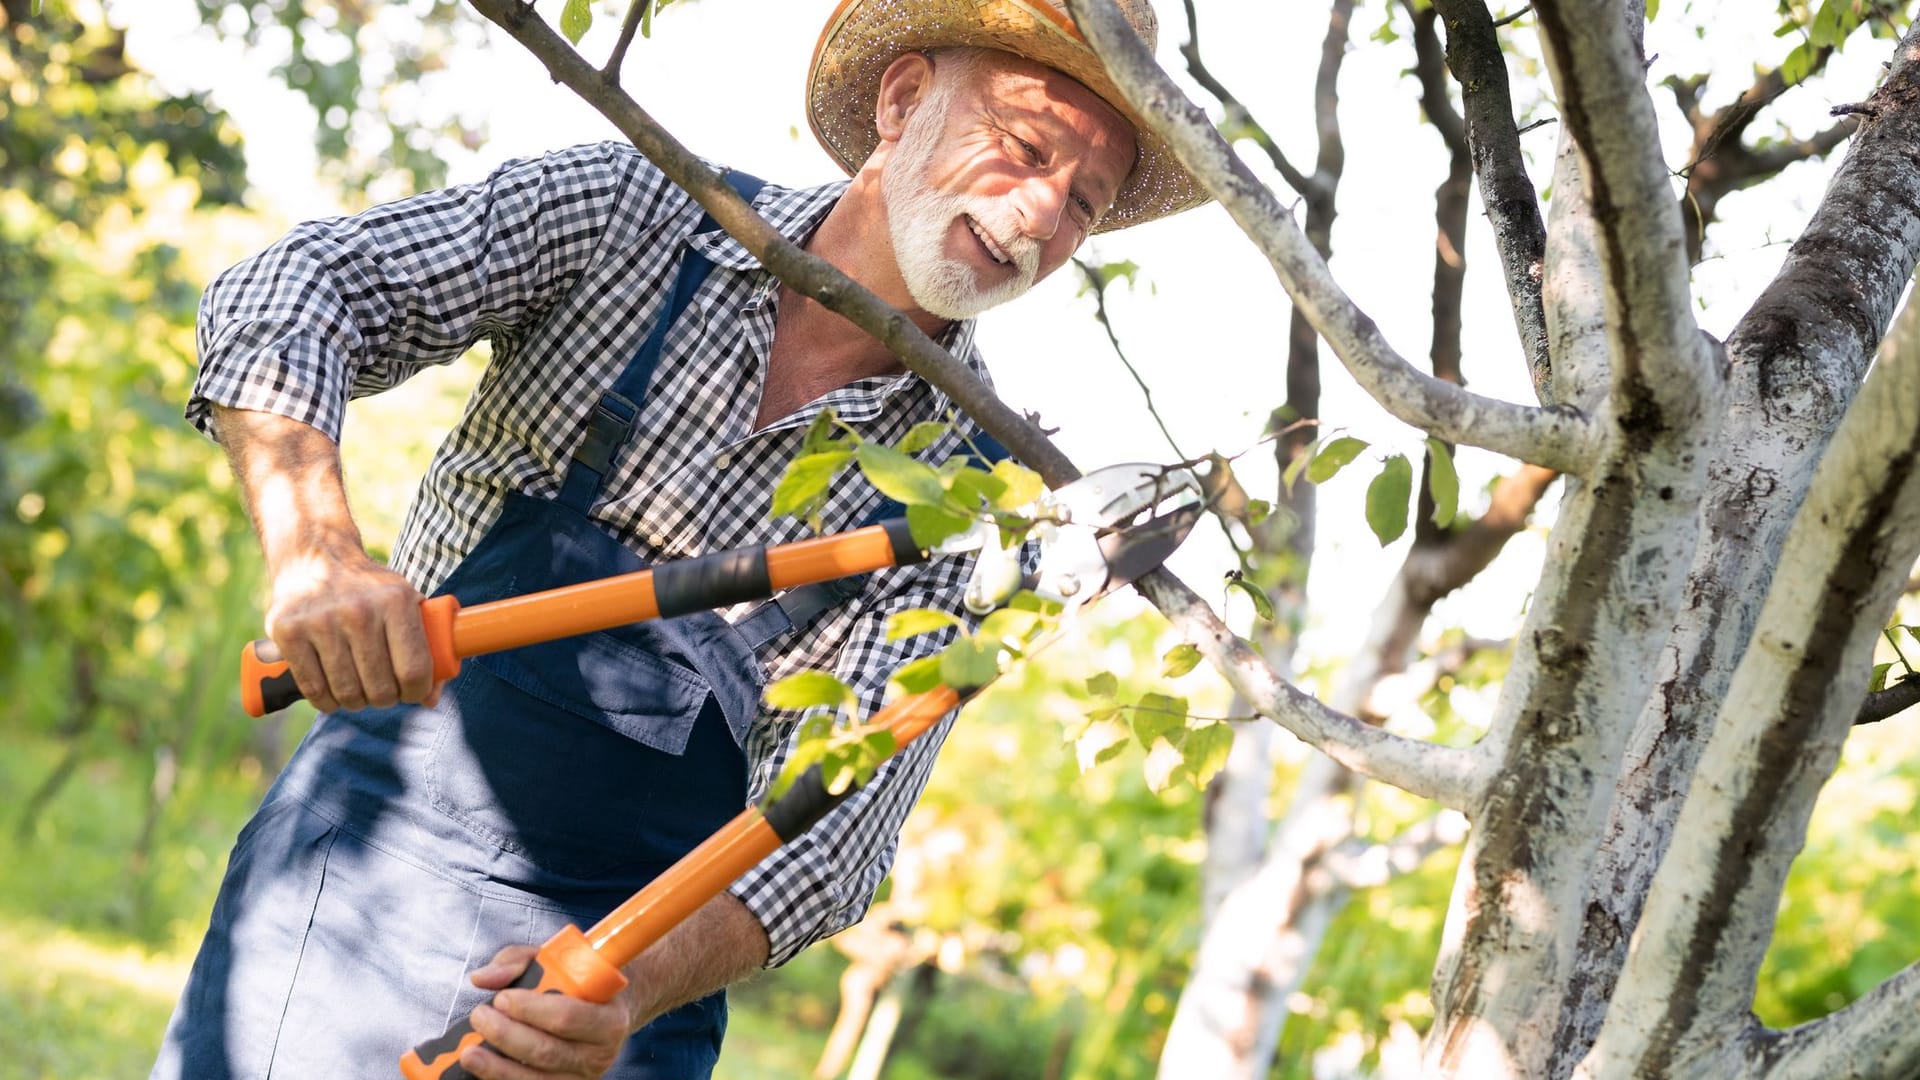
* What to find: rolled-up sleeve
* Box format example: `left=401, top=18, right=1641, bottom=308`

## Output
left=188, top=141, right=642, bottom=442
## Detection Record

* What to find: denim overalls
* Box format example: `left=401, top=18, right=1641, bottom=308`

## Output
left=154, top=174, right=786, bottom=1079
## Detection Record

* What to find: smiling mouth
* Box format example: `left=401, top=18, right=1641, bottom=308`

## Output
left=965, top=215, right=1013, bottom=268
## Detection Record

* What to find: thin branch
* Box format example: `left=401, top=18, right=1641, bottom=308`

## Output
left=1177, top=0, right=1316, bottom=197
left=469, top=0, right=1080, bottom=486
left=1133, top=567, right=1489, bottom=810
left=1066, top=0, right=1599, bottom=476
left=1531, top=0, right=1721, bottom=423
left=603, top=0, right=647, bottom=80
left=1431, top=0, right=1553, bottom=401
left=1856, top=673, right=1920, bottom=725
left=1071, top=257, right=1185, bottom=459
left=1492, top=5, right=1532, bottom=28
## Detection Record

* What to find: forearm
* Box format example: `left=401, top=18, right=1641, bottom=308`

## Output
left=212, top=404, right=365, bottom=576
left=620, top=892, right=770, bottom=1031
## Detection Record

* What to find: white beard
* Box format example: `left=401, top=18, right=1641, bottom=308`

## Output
left=883, top=104, right=1043, bottom=320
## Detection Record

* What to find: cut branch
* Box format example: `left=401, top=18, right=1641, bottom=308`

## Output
left=1067, top=0, right=1599, bottom=476
left=468, top=0, right=1080, bottom=486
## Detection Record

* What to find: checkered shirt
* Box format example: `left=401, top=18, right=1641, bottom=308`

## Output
left=190, top=141, right=998, bottom=968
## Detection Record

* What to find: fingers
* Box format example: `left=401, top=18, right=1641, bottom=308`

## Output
left=265, top=552, right=435, bottom=712
left=460, top=988, right=627, bottom=1080
left=469, top=945, right=538, bottom=990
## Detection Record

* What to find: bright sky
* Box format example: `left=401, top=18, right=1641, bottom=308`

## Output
left=112, top=0, right=1888, bottom=699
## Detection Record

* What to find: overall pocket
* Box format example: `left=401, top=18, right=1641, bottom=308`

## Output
left=426, top=627, right=715, bottom=879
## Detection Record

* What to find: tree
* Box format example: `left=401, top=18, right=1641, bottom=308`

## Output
left=466, top=0, right=1920, bottom=1074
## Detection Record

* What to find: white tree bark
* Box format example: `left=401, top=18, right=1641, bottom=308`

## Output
left=1580, top=283, right=1920, bottom=1080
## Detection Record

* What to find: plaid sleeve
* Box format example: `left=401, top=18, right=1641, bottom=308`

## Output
left=729, top=529, right=1044, bottom=969
left=187, top=141, right=648, bottom=442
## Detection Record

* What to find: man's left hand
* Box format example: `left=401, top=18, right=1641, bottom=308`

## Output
left=459, top=945, right=639, bottom=1080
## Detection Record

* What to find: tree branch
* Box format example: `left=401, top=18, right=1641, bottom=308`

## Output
left=1134, top=567, right=1488, bottom=810
left=1430, top=0, right=1553, bottom=400
left=1581, top=287, right=1920, bottom=1078
left=468, top=0, right=1081, bottom=486
left=1531, top=0, right=1721, bottom=427
left=603, top=0, right=647, bottom=80
left=1856, top=673, right=1920, bottom=725
left=1745, top=959, right=1920, bottom=1080
left=1177, top=0, right=1316, bottom=197
left=1066, top=0, right=1599, bottom=476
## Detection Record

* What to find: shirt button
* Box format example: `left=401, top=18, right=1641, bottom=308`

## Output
left=714, top=452, right=732, bottom=469
left=648, top=531, right=666, bottom=549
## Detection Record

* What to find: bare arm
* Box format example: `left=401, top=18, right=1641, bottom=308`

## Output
left=461, top=893, right=771, bottom=1079
left=214, top=404, right=439, bottom=712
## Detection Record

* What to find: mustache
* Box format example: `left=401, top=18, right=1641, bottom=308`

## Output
left=963, top=207, right=1042, bottom=279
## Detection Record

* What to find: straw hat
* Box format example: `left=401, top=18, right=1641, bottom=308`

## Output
left=807, top=0, right=1210, bottom=233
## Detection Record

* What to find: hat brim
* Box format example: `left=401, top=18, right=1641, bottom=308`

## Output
left=807, top=0, right=1210, bottom=234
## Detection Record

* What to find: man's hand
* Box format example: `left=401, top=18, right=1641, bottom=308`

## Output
left=460, top=945, right=638, bottom=1080
left=211, top=404, right=446, bottom=713
left=265, top=543, right=440, bottom=713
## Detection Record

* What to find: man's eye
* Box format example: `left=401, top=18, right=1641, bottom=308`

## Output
left=1016, top=138, right=1042, bottom=163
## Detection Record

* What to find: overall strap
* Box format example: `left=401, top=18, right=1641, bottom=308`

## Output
left=739, top=429, right=1013, bottom=650
left=558, top=170, right=768, bottom=513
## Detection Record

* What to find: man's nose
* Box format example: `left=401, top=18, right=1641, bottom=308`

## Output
left=1012, top=175, right=1069, bottom=242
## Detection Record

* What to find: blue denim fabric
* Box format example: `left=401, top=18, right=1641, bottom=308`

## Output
left=154, top=496, right=761, bottom=1079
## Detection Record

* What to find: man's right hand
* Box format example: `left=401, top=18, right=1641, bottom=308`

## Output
left=211, top=404, right=447, bottom=714
left=266, top=543, right=441, bottom=713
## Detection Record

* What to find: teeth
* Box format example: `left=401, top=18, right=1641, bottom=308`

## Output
left=968, top=218, right=1010, bottom=265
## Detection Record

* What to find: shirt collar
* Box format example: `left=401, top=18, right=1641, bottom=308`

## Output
left=688, top=173, right=986, bottom=408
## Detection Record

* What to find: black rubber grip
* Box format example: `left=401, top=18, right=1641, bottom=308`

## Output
left=401, top=962, right=550, bottom=1079
left=257, top=669, right=303, bottom=713
left=881, top=517, right=926, bottom=566
left=652, top=546, right=772, bottom=618
left=761, top=764, right=852, bottom=843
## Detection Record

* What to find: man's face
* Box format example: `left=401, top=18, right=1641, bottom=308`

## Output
left=882, top=51, right=1137, bottom=320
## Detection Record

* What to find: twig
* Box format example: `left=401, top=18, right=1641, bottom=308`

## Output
left=1492, top=5, right=1532, bottom=28
left=1856, top=674, right=1920, bottom=726
left=1071, top=257, right=1185, bottom=460
left=603, top=0, right=647, bottom=81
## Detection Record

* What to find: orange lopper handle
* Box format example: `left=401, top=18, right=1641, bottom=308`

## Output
left=240, top=521, right=926, bottom=716
left=240, top=595, right=462, bottom=717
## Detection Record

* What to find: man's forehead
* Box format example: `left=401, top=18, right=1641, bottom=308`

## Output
left=955, top=52, right=1138, bottom=195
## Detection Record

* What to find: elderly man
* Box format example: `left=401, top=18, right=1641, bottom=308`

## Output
left=153, top=1, right=1203, bottom=1077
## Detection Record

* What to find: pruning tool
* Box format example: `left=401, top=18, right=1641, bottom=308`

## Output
left=233, top=461, right=1203, bottom=1080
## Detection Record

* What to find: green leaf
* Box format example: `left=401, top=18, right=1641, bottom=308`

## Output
left=889, top=654, right=945, bottom=695
left=1781, top=40, right=1816, bottom=85
left=1366, top=454, right=1413, bottom=546
left=945, top=465, right=1008, bottom=508
left=905, top=501, right=973, bottom=549
left=1181, top=723, right=1235, bottom=788
left=1011, top=590, right=1065, bottom=617
left=1143, top=737, right=1185, bottom=793
left=1076, top=258, right=1141, bottom=296
left=899, top=420, right=949, bottom=455
left=1871, top=661, right=1896, bottom=693
left=1131, top=692, right=1188, bottom=747
left=990, top=460, right=1045, bottom=510
left=1282, top=439, right=1319, bottom=495
left=939, top=637, right=1002, bottom=690
left=770, top=450, right=853, bottom=523
left=886, top=607, right=965, bottom=641
left=978, top=607, right=1046, bottom=646
left=764, top=670, right=857, bottom=713
left=801, top=407, right=842, bottom=454
left=861, top=727, right=898, bottom=764
left=1307, top=436, right=1370, bottom=484
left=857, top=441, right=949, bottom=506
left=560, top=0, right=593, bottom=44
left=1161, top=643, right=1202, bottom=678
left=1426, top=437, right=1459, bottom=529
left=1086, top=671, right=1120, bottom=698
left=1076, top=717, right=1132, bottom=772
left=1226, top=573, right=1276, bottom=623
left=1643, top=0, right=1659, bottom=20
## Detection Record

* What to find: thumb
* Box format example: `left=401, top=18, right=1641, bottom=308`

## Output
left=469, top=943, right=540, bottom=990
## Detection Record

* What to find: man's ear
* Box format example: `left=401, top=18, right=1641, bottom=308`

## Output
left=874, top=52, right=937, bottom=143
